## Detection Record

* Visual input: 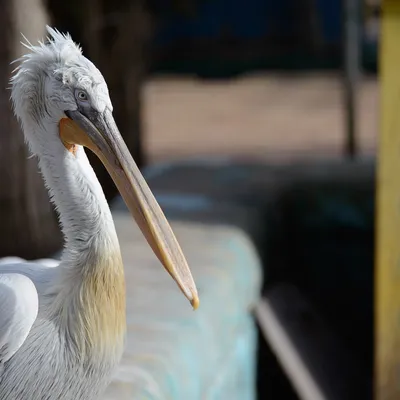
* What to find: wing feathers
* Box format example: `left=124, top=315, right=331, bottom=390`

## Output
left=0, top=274, right=38, bottom=364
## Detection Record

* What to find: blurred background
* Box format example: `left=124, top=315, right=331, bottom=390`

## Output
left=0, top=0, right=382, bottom=399
left=1, top=0, right=378, bottom=256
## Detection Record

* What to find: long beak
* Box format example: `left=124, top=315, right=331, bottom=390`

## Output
left=59, top=109, right=199, bottom=309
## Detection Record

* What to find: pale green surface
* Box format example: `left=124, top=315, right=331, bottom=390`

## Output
left=101, top=211, right=262, bottom=399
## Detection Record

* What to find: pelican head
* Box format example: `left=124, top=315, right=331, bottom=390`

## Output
left=10, top=26, right=199, bottom=309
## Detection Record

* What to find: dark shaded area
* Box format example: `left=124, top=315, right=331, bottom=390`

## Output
left=261, top=170, right=374, bottom=398
left=258, top=284, right=371, bottom=400
left=256, top=325, right=299, bottom=399
left=268, top=180, right=374, bottom=366
left=135, top=158, right=374, bottom=398
left=147, top=0, right=377, bottom=77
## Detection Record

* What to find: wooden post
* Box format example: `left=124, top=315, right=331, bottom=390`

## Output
left=375, top=1, right=400, bottom=399
left=0, top=0, right=63, bottom=259
left=343, top=0, right=361, bottom=158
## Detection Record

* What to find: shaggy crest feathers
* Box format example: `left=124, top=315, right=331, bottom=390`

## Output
left=9, top=26, right=83, bottom=152
left=11, top=26, right=82, bottom=75
left=9, top=25, right=109, bottom=158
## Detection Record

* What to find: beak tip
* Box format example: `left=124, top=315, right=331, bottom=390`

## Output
left=191, top=294, right=200, bottom=310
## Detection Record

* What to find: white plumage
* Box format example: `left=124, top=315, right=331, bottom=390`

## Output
left=0, top=26, right=198, bottom=399
left=0, top=273, right=38, bottom=364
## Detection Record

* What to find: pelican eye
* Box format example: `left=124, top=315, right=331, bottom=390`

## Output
left=76, top=90, right=88, bottom=102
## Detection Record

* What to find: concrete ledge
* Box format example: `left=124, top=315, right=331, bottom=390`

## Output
left=102, top=212, right=262, bottom=399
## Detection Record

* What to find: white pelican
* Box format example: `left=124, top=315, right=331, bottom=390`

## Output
left=0, top=26, right=198, bottom=399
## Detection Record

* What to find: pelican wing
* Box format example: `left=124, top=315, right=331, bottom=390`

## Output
left=0, top=272, right=39, bottom=366
left=0, top=256, right=60, bottom=368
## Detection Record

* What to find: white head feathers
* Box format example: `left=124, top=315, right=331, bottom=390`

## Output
left=10, top=25, right=111, bottom=156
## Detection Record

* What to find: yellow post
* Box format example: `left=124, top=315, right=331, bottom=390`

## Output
left=376, top=1, right=400, bottom=399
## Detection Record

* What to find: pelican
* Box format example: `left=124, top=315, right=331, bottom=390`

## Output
left=0, top=26, right=198, bottom=399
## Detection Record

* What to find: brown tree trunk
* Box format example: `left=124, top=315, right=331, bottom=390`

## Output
left=0, top=0, right=63, bottom=259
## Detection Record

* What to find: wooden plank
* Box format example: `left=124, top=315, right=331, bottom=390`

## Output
left=375, top=2, right=400, bottom=399
left=255, top=285, right=368, bottom=400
